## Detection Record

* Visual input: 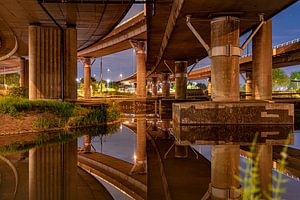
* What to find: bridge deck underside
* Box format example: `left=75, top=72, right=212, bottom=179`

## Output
left=147, top=0, right=297, bottom=72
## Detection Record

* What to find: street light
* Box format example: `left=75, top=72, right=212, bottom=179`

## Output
left=107, top=79, right=110, bottom=91
left=120, top=73, right=123, bottom=79
left=291, top=78, right=300, bottom=89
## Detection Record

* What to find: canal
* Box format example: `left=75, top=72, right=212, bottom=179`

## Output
left=1, top=116, right=299, bottom=200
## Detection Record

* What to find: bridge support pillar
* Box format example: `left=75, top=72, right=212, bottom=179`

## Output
left=131, top=40, right=146, bottom=98
left=210, top=16, right=240, bottom=102
left=83, top=58, right=91, bottom=99
left=151, top=77, right=158, bottom=96
left=83, top=135, right=92, bottom=152
left=252, top=20, right=272, bottom=100
left=207, top=77, right=212, bottom=96
left=246, top=72, right=253, bottom=100
left=175, top=61, right=187, bottom=99
left=28, top=25, right=77, bottom=100
left=210, top=16, right=241, bottom=199
left=19, top=57, right=29, bottom=92
left=29, top=141, right=77, bottom=200
left=162, top=73, right=170, bottom=97
left=131, top=118, right=147, bottom=174
left=252, top=20, right=273, bottom=198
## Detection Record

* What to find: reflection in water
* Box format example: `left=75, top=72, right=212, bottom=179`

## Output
left=131, top=117, right=147, bottom=174
left=211, top=145, right=240, bottom=199
left=29, top=141, right=77, bottom=200
left=1, top=118, right=300, bottom=200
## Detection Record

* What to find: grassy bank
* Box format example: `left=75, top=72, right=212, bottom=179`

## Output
left=0, top=97, right=120, bottom=132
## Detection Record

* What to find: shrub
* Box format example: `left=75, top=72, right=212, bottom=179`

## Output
left=8, top=86, right=27, bottom=98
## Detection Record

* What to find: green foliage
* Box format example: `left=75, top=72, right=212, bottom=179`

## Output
left=8, top=86, right=28, bottom=98
left=272, top=69, right=290, bottom=90
left=289, top=71, right=300, bottom=90
left=73, top=104, right=120, bottom=127
left=237, top=134, right=289, bottom=200
left=33, top=117, right=67, bottom=129
left=0, top=73, right=20, bottom=86
left=0, top=97, right=120, bottom=130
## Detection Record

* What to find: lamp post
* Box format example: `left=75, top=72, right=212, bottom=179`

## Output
left=107, top=79, right=110, bottom=91
left=291, top=78, right=300, bottom=90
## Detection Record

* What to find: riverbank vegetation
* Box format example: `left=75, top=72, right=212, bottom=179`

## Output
left=0, top=97, right=120, bottom=134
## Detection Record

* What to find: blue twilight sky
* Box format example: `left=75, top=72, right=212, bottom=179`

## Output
left=77, top=2, right=300, bottom=82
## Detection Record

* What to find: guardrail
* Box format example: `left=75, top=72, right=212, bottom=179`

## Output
left=191, top=38, right=300, bottom=70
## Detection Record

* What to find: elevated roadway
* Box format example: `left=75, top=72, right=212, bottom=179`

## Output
left=0, top=0, right=133, bottom=59
left=146, top=0, right=297, bottom=73
left=189, top=38, right=300, bottom=80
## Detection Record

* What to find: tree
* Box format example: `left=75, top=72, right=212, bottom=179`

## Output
left=272, top=69, right=289, bottom=91
left=0, top=73, right=20, bottom=86
left=289, top=71, right=300, bottom=90
left=196, top=83, right=207, bottom=90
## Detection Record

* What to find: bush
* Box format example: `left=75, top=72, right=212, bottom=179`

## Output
left=8, top=87, right=27, bottom=98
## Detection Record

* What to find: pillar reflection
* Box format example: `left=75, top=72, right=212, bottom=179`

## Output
left=29, top=140, right=77, bottom=200
left=131, top=117, right=147, bottom=174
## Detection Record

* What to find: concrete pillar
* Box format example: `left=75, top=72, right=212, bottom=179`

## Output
left=83, top=58, right=91, bottom=99
left=252, top=20, right=273, bottom=198
left=29, top=25, right=77, bottom=100
left=131, top=40, right=146, bottom=98
left=19, top=57, right=29, bottom=90
left=151, top=77, right=158, bottom=96
left=29, top=140, right=77, bottom=200
left=161, top=73, right=170, bottom=97
left=207, top=77, right=212, bottom=96
left=83, top=135, right=91, bottom=152
left=252, top=20, right=272, bottom=100
left=211, top=16, right=240, bottom=102
left=210, top=16, right=241, bottom=199
left=131, top=117, right=147, bottom=174
left=245, top=72, right=253, bottom=100
left=175, top=61, right=187, bottom=99
left=64, top=27, right=78, bottom=100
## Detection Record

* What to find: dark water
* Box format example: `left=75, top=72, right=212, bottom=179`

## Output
left=0, top=119, right=299, bottom=200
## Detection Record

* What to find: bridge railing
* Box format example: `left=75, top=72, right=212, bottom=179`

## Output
left=273, top=38, right=300, bottom=49
left=190, top=37, right=300, bottom=72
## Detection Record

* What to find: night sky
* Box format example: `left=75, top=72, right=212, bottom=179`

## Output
left=77, top=2, right=300, bottom=82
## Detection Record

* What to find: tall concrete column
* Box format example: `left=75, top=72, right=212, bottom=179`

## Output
left=246, top=71, right=253, bottom=100
left=252, top=20, right=273, bottom=199
left=29, top=25, right=77, bottom=100
left=252, top=20, right=272, bottom=100
left=210, top=16, right=241, bottom=199
left=29, top=140, right=77, bottom=200
left=131, top=40, right=146, bottom=98
left=175, top=61, right=187, bottom=99
left=151, top=76, right=158, bottom=96
left=64, top=27, right=78, bottom=100
left=211, top=16, right=240, bottom=102
left=131, top=117, right=147, bottom=174
left=19, top=57, right=29, bottom=90
left=83, top=135, right=92, bottom=152
left=161, top=73, right=170, bottom=97
left=207, top=77, right=212, bottom=96
left=83, top=58, right=91, bottom=99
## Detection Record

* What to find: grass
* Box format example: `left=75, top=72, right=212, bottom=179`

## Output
left=0, top=97, right=120, bottom=130
left=237, top=133, right=290, bottom=200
